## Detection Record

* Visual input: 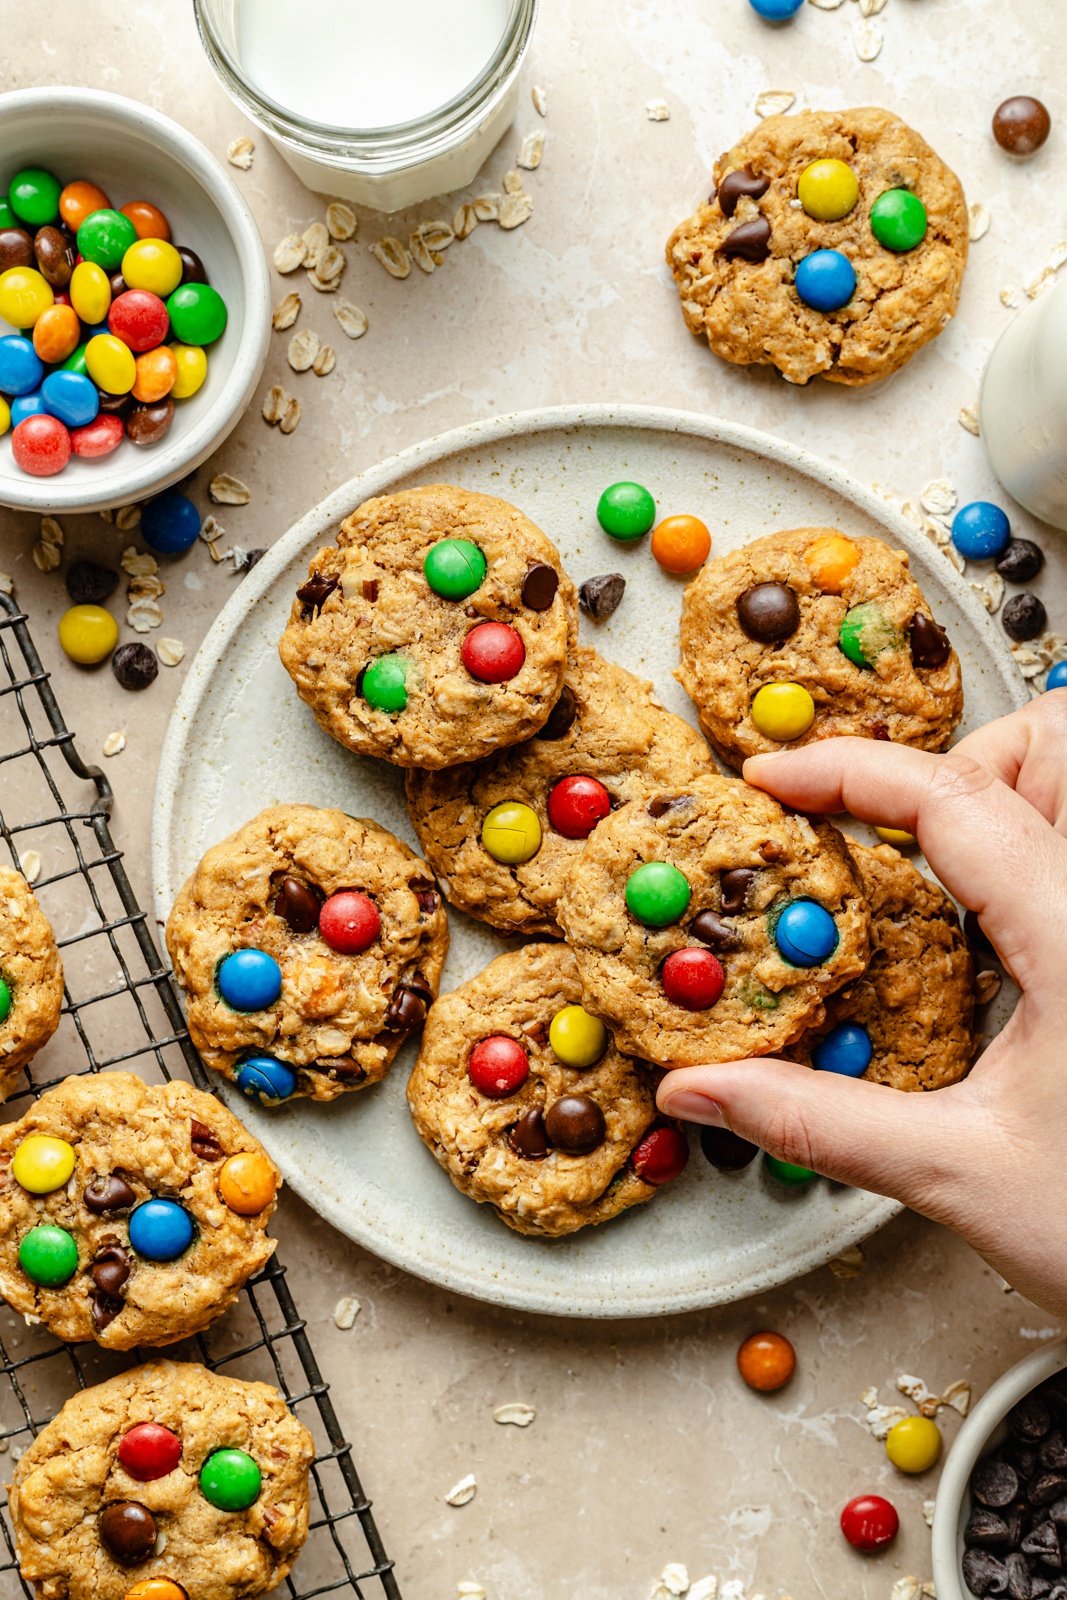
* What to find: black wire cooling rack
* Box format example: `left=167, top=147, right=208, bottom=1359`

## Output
left=0, top=590, right=400, bottom=1600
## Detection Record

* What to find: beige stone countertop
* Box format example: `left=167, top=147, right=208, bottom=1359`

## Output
left=1, top=0, right=1065, bottom=1596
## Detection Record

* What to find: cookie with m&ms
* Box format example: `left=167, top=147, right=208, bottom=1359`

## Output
left=0, top=1072, right=278, bottom=1349
left=10, top=1361, right=314, bottom=1600
left=0, top=865, right=64, bottom=1100
left=404, top=646, right=713, bottom=936
left=666, top=107, right=968, bottom=385
left=792, top=839, right=975, bottom=1090
left=165, top=804, right=449, bottom=1102
left=278, top=485, right=578, bottom=768
left=556, top=773, right=869, bottom=1068
left=676, top=528, right=963, bottom=769
left=408, top=943, right=688, bottom=1236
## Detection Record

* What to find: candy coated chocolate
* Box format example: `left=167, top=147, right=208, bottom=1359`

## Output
left=737, top=1330, right=796, bottom=1391
left=544, top=1093, right=606, bottom=1154
left=840, top=1494, right=899, bottom=1552
left=128, top=1199, right=194, bottom=1262
left=736, top=581, right=799, bottom=642
left=125, top=397, right=174, bottom=447
left=468, top=1035, right=529, bottom=1098
left=774, top=899, right=838, bottom=966
left=118, top=1422, right=182, bottom=1482
left=625, top=861, right=691, bottom=927
left=461, top=621, right=525, bottom=683
left=700, top=1125, right=758, bottom=1171
left=217, top=948, right=282, bottom=1011
left=631, top=1124, right=689, bottom=1185
left=199, top=1447, right=262, bottom=1511
left=661, top=947, right=725, bottom=1010
left=112, top=642, right=159, bottom=691
left=235, top=1056, right=297, bottom=1105
left=547, top=774, right=611, bottom=839
left=99, top=1501, right=157, bottom=1564
left=993, top=95, right=1051, bottom=155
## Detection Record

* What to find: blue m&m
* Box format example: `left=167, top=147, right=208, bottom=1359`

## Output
left=141, top=492, right=202, bottom=555
left=795, top=250, right=856, bottom=313
left=41, top=370, right=99, bottom=429
left=235, top=1055, right=297, bottom=1105
left=951, top=502, right=1011, bottom=561
left=11, top=392, right=45, bottom=426
left=217, top=949, right=282, bottom=1011
left=0, top=334, right=44, bottom=395
left=747, top=0, right=804, bottom=17
left=128, top=1197, right=194, bottom=1261
left=774, top=900, right=838, bottom=966
left=812, top=1021, right=873, bottom=1077
left=1046, top=662, right=1067, bottom=691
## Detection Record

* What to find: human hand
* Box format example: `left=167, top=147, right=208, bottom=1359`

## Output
left=656, top=695, right=1067, bottom=1314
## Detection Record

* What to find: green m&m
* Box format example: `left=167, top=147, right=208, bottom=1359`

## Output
left=625, top=861, right=691, bottom=927
left=76, top=208, right=138, bottom=271
left=870, top=189, right=927, bottom=253
left=19, top=1223, right=79, bottom=1287
left=424, top=538, right=486, bottom=601
left=167, top=282, right=228, bottom=346
left=361, top=652, right=410, bottom=712
left=199, top=1447, right=262, bottom=1511
left=597, top=481, right=656, bottom=542
left=838, top=602, right=900, bottom=668
left=8, top=167, right=61, bottom=228
left=765, top=1154, right=817, bottom=1186
left=0, top=975, right=10, bottom=1024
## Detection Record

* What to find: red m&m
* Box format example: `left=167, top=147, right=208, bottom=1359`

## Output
left=318, top=890, right=380, bottom=954
left=840, top=1493, right=899, bottom=1552
left=12, top=412, right=70, bottom=475
left=632, top=1124, right=689, bottom=1185
left=461, top=621, right=525, bottom=683
left=118, top=1421, right=182, bottom=1481
left=661, top=948, right=725, bottom=1010
left=547, top=775, right=611, bottom=839
left=468, top=1035, right=529, bottom=1098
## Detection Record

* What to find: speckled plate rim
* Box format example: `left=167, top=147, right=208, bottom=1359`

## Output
left=152, top=402, right=1027, bottom=1318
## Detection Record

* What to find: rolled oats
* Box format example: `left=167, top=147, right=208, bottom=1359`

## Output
left=754, top=90, right=796, bottom=119
left=333, top=1295, right=361, bottom=1329
left=209, top=473, right=252, bottom=506
left=287, top=329, right=321, bottom=372
left=976, top=970, right=1002, bottom=1006
left=968, top=203, right=991, bottom=242
left=0, top=572, right=12, bottom=596
left=444, top=1474, right=477, bottom=1508
left=959, top=404, right=980, bottom=435
left=370, top=236, right=412, bottom=279
left=121, top=546, right=158, bottom=577
left=453, top=203, right=479, bottom=240
left=280, top=396, right=302, bottom=434
left=127, top=598, right=163, bottom=632
left=272, top=292, right=301, bottom=331
left=645, top=100, right=671, bottom=122
left=226, top=135, right=254, bottom=170
left=326, top=201, right=357, bottom=241
left=115, top=504, right=141, bottom=532
left=103, top=729, right=127, bottom=757
left=40, top=515, right=64, bottom=547
left=920, top=480, right=957, bottom=517
left=199, top=514, right=223, bottom=544
left=518, top=129, right=545, bottom=166
left=157, top=638, right=185, bottom=667
left=473, top=193, right=501, bottom=222
left=31, top=540, right=61, bottom=574
left=409, top=229, right=441, bottom=274
left=492, top=1402, right=535, bottom=1427
left=531, top=84, right=547, bottom=117
left=262, top=385, right=288, bottom=425
left=302, top=221, right=329, bottom=271
left=312, top=344, right=336, bottom=376
left=499, top=191, right=534, bottom=230
left=334, top=299, right=368, bottom=338
left=19, top=850, right=42, bottom=884
left=853, top=18, right=883, bottom=60
left=273, top=234, right=307, bottom=274
left=503, top=168, right=523, bottom=196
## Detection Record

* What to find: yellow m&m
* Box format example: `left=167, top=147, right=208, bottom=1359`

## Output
left=805, top=533, right=859, bottom=594
left=885, top=1414, right=942, bottom=1474
left=549, top=1004, right=608, bottom=1069
left=12, top=1134, right=76, bottom=1194
left=0, top=265, right=54, bottom=328
left=481, top=801, right=541, bottom=865
left=85, top=333, right=136, bottom=395
left=70, top=259, right=111, bottom=326
left=58, top=605, right=118, bottom=666
left=122, top=238, right=183, bottom=298
left=218, top=1150, right=278, bottom=1215
left=798, top=158, right=859, bottom=222
left=169, top=344, right=208, bottom=400
left=874, top=826, right=917, bottom=847
left=0, top=396, right=9, bottom=438
left=751, top=682, right=815, bottom=742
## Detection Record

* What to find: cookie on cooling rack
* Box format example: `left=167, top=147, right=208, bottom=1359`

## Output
left=0, top=865, right=63, bottom=1100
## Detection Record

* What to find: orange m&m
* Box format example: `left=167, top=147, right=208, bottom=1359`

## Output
left=59, top=179, right=111, bottom=232
left=120, top=200, right=172, bottom=242
left=218, top=1150, right=278, bottom=1215
left=804, top=533, right=859, bottom=594
left=650, top=514, right=712, bottom=575
left=132, top=345, right=178, bottom=403
left=737, top=1330, right=796, bottom=1392
left=33, top=303, right=80, bottom=365
left=124, top=1581, right=188, bottom=1600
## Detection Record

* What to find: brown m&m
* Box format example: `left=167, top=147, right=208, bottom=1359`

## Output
left=993, top=96, right=1051, bottom=156
left=737, top=581, right=800, bottom=642
left=544, top=1094, right=606, bottom=1154
left=99, top=1501, right=158, bottom=1565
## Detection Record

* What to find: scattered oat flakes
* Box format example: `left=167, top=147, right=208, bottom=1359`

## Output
left=754, top=90, right=796, bottom=119
left=19, top=850, right=41, bottom=884
left=943, top=541, right=967, bottom=574
left=456, top=1585, right=486, bottom=1600
left=280, top=396, right=302, bottom=435
left=262, top=385, right=288, bottom=425
left=40, top=515, right=64, bottom=547
left=333, top=1295, right=361, bottom=1330
left=102, top=730, right=126, bottom=758
left=453, top=203, right=479, bottom=240
left=226, top=135, right=254, bottom=170
left=505, top=168, right=527, bottom=196
left=157, top=638, right=185, bottom=667
left=897, top=1374, right=933, bottom=1410
left=310, top=243, right=346, bottom=288
left=1012, top=643, right=1047, bottom=679
left=334, top=299, right=368, bottom=339
left=864, top=1401, right=909, bottom=1439
left=127, top=598, right=164, bottom=633
left=31, top=539, right=61, bottom=574
left=971, top=571, right=1005, bottom=614
left=199, top=514, right=223, bottom=544
left=499, top=191, right=534, bottom=230
left=287, top=328, right=321, bottom=372
left=659, top=1563, right=690, bottom=1596
left=128, top=574, right=165, bottom=600
left=688, top=1582, right=717, bottom=1600
left=444, top=1474, right=477, bottom=1508
left=326, top=201, right=357, bottom=241
left=422, top=220, right=454, bottom=253
left=968, top=203, right=991, bottom=243
left=370, top=236, right=412, bottom=279
left=859, top=0, right=887, bottom=13
left=890, top=1582, right=936, bottom=1600
left=0, top=572, right=13, bottom=596
left=922, top=1500, right=936, bottom=1529
left=121, top=546, right=158, bottom=577
left=1000, top=287, right=1020, bottom=310
left=273, top=233, right=307, bottom=274
left=115, top=504, right=141, bottom=532
left=99, top=507, right=114, bottom=523
left=645, top=100, right=671, bottom=123
left=518, top=129, right=545, bottom=167
left=302, top=221, right=329, bottom=272
left=829, top=1242, right=866, bottom=1279
left=409, top=229, right=441, bottom=275
left=312, top=344, right=335, bottom=377
left=853, top=17, right=883, bottom=60
left=920, top=480, right=957, bottom=517
left=272, top=292, right=301, bottom=331
left=531, top=84, right=547, bottom=117
left=473, top=193, right=501, bottom=222
left=808, top=0, right=845, bottom=9
left=492, top=1402, right=536, bottom=1427
left=959, top=404, right=980, bottom=436
left=209, top=473, right=251, bottom=506
left=976, top=969, right=1002, bottom=1006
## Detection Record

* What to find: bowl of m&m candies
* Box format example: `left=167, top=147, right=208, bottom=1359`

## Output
left=0, top=87, right=270, bottom=513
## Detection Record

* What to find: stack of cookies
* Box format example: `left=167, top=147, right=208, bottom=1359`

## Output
left=161, top=484, right=977, bottom=1243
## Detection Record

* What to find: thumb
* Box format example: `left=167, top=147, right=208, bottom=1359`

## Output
left=657, top=1059, right=962, bottom=1215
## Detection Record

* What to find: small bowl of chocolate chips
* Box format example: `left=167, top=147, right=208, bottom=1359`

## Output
left=933, top=1340, right=1067, bottom=1600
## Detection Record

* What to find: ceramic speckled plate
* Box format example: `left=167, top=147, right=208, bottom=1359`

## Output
left=152, top=405, right=1025, bottom=1318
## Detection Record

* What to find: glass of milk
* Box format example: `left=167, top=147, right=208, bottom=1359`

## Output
left=980, top=277, right=1067, bottom=533
left=194, top=0, right=538, bottom=211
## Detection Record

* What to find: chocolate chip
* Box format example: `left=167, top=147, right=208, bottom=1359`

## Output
left=720, top=868, right=755, bottom=915
left=647, top=794, right=690, bottom=817
left=700, top=1125, right=758, bottom=1171
left=383, top=987, right=427, bottom=1033
left=1033, top=1474, right=1067, bottom=1508
left=968, top=1508, right=1012, bottom=1547
left=544, top=1094, right=606, bottom=1154
left=758, top=840, right=786, bottom=864
left=909, top=611, right=952, bottom=669
left=579, top=572, right=625, bottom=620
left=974, top=1459, right=1022, bottom=1508
left=716, top=164, right=770, bottom=218
left=964, top=1549, right=1009, bottom=1596
left=689, top=910, right=740, bottom=953
left=111, top=642, right=159, bottom=692
left=521, top=563, right=559, bottom=611
left=535, top=684, right=578, bottom=740
left=1023, top=1523, right=1061, bottom=1565
left=90, top=1246, right=131, bottom=1299
left=324, top=1058, right=367, bottom=1080
left=66, top=559, right=118, bottom=606
left=1050, top=1499, right=1067, bottom=1529
left=1013, top=1396, right=1054, bottom=1442
left=99, top=1501, right=158, bottom=1565
left=996, top=538, right=1045, bottom=584
left=296, top=571, right=338, bottom=618
left=273, top=875, right=323, bottom=934
left=719, top=218, right=771, bottom=262
left=736, top=581, right=800, bottom=643
left=508, top=1108, right=550, bottom=1159
left=362, top=578, right=379, bottom=602
left=91, top=1291, right=124, bottom=1332
left=190, top=1118, right=224, bottom=1162
left=1003, top=593, right=1048, bottom=643
left=1042, top=1434, right=1067, bottom=1472
left=1005, top=1552, right=1035, bottom=1599
left=84, top=1174, right=136, bottom=1214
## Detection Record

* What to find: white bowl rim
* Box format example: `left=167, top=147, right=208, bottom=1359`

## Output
left=0, top=85, right=270, bottom=514
left=931, top=1336, right=1067, bottom=1600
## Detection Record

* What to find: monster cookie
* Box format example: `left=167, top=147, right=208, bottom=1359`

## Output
left=404, top=646, right=713, bottom=937
left=0, top=866, right=64, bottom=1098
left=0, top=1072, right=278, bottom=1348
left=666, top=107, right=968, bottom=386
left=278, top=485, right=578, bottom=769
left=793, top=840, right=975, bottom=1090
left=166, top=805, right=449, bottom=1102
left=407, top=943, right=688, bottom=1236
left=9, top=1360, right=314, bottom=1600
left=677, top=528, right=963, bottom=768
left=556, top=773, right=869, bottom=1068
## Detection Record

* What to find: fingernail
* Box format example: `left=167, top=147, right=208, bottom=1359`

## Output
left=660, top=1090, right=726, bottom=1126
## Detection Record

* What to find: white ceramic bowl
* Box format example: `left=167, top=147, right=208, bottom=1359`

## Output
left=0, top=86, right=270, bottom=514
left=932, top=1338, right=1067, bottom=1599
